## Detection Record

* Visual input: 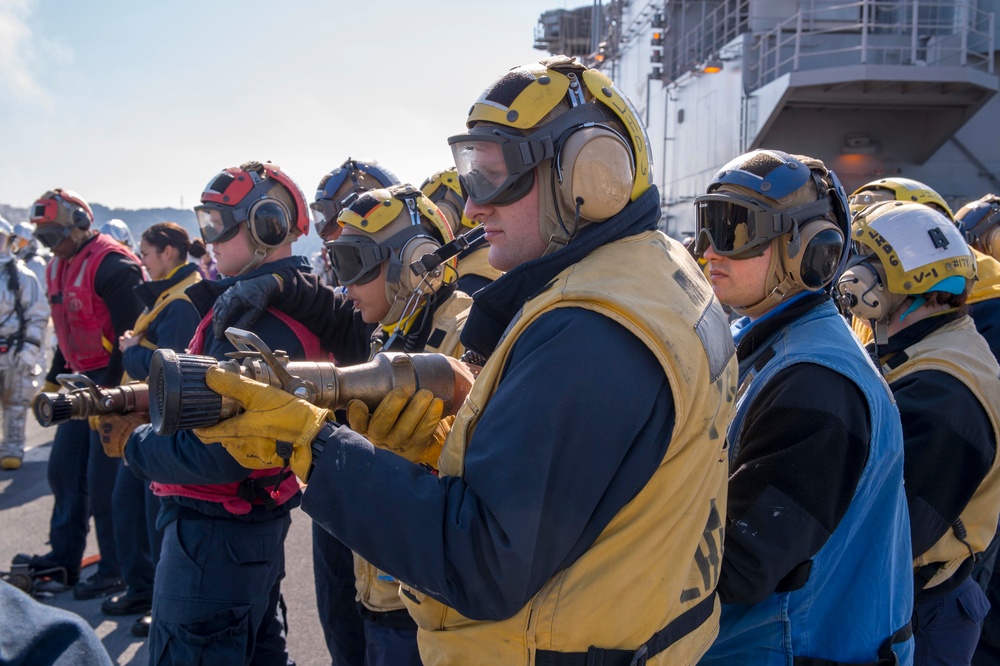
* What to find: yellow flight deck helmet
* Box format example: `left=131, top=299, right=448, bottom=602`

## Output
left=836, top=201, right=976, bottom=342
left=420, top=168, right=478, bottom=235
left=849, top=177, right=954, bottom=219
left=329, top=184, right=456, bottom=326
left=448, top=55, right=653, bottom=254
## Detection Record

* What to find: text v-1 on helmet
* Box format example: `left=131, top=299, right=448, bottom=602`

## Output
left=836, top=201, right=975, bottom=343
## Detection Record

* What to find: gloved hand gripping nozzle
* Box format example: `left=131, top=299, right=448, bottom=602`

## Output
left=148, top=328, right=456, bottom=436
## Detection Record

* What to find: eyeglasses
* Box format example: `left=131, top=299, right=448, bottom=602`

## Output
left=326, top=236, right=390, bottom=286
left=34, top=224, right=72, bottom=249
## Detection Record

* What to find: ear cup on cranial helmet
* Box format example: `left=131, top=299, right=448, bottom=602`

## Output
left=557, top=126, right=634, bottom=222
left=782, top=218, right=845, bottom=290
left=247, top=197, right=291, bottom=248
left=72, top=208, right=91, bottom=229
left=836, top=258, right=893, bottom=321
left=393, top=234, right=444, bottom=296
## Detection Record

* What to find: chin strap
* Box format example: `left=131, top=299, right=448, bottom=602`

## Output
left=236, top=247, right=268, bottom=277
left=731, top=276, right=802, bottom=320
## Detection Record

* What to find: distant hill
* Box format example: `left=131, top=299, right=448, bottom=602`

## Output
left=0, top=203, right=324, bottom=257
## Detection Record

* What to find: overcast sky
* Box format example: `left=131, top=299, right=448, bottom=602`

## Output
left=0, top=0, right=563, bottom=211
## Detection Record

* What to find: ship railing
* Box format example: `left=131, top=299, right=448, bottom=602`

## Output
left=664, top=0, right=751, bottom=81
left=748, top=0, right=994, bottom=90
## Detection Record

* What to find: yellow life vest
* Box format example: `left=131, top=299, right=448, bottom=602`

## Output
left=401, top=230, right=738, bottom=665
left=969, top=248, right=1000, bottom=305
left=883, top=316, right=1000, bottom=588
left=120, top=267, right=201, bottom=382
left=354, top=288, right=473, bottom=615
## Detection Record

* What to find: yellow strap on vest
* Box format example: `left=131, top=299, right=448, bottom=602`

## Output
left=131, top=270, right=201, bottom=338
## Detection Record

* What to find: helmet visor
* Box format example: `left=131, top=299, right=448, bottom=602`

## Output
left=34, top=223, right=72, bottom=249
left=448, top=131, right=544, bottom=206
left=194, top=205, right=241, bottom=244
left=693, top=193, right=792, bottom=258
left=326, top=236, right=390, bottom=286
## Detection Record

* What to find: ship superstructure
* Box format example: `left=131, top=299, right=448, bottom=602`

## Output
left=534, top=0, right=999, bottom=235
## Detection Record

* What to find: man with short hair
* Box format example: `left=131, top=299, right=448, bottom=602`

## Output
left=692, top=150, right=914, bottom=664
left=198, top=56, right=737, bottom=664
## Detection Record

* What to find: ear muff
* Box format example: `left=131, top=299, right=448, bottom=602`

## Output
left=72, top=208, right=90, bottom=229
left=983, top=226, right=1000, bottom=260
left=836, top=258, right=891, bottom=321
left=394, top=234, right=444, bottom=295
left=247, top=198, right=291, bottom=248
left=781, top=218, right=845, bottom=290
left=835, top=255, right=909, bottom=326
left=556, top=126, right=634, bottom=222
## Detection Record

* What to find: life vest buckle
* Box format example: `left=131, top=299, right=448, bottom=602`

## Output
left=628, top=645, right=648, bottom=666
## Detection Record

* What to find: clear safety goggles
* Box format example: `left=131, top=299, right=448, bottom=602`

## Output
left=194, top=205, right=242, bottom=244
left=448, top=132, right=542, bottom=207
left=448, top=103, right=622, bottom=207
left=34, top=223, right=72, bottom=249
left=325, top=236, right=390, bottom=286
left=848, top=189, right=895, bottom=213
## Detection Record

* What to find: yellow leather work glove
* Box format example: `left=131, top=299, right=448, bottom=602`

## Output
left=193, top=367, right=332, bottom=482
left=97, top=413, right=150, bottom=458
left=88, top=415, right=101, bottom=431
left=346, top=387, right=451, bottom=467
left=38, top=380, right=60, bottom=395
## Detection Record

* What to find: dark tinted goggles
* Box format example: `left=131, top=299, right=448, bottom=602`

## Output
left=692, top=194, right=793, bottom=258
left=34, top=224, right=72, bottom=249
left=326, top=236, right=390, bottom=286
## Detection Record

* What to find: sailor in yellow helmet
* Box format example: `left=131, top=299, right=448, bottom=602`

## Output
left=836, top=200, right=1000, bottom=664
left=201, top=55, right=737, bottom=665
left=420, top=167, right=503, bottom=294
left=848, top=177, right=1000, bottom=356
